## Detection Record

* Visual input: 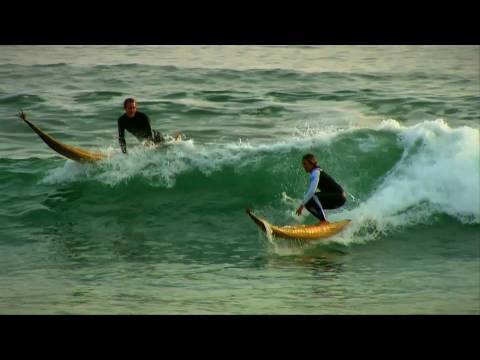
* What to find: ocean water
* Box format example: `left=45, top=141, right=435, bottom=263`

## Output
left=0, top=45, right=478, bottom=314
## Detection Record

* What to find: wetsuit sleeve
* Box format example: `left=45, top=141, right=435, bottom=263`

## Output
left=144, top=113, right=154, bottom=139
left=302, top=169, right=320, bottom=205
left=118, top=118, right=127, bottom=154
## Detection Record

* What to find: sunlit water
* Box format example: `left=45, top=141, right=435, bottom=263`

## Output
left=0, top=45, right=478, bottom=314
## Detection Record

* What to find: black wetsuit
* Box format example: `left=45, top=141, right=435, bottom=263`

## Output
left=117, top=111, right=164, bottom=153
left=303, top=167, right=346, bottom=221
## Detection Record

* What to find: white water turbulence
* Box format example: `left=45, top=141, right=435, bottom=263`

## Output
left=334, top=119, right=480, bottom=245
left=40, top=130, right=339, bottom=187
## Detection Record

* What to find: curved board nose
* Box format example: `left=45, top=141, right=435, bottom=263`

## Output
left=20, top=112, right=107, bottom=163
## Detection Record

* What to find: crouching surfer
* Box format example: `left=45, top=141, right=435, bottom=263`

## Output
left=295, top=154, right=347, bottom=225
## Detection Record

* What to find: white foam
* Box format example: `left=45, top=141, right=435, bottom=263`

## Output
left=40, top=130, right=338, bottom=188
left=333, top=119, right=480, bottom=245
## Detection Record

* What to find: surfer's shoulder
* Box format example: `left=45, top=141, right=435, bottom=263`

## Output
left=136, top=111, right=148, bottom=119
left=118, top=113, right=127, bottom=123
left=309, top=167, right=320, bottom=180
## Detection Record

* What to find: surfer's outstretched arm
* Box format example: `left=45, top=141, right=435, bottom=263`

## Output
left=302, top=169, right=332, bottom=223
left=118, top=119, right=127, bottom=154
left=302, top=168, right=320, bottom=205
left=296, top=168, right=321, bottom=216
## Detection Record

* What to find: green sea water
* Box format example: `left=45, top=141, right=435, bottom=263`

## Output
left=0, top=45, right=479, bottom=314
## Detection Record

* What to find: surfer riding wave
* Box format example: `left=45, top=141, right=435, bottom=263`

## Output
left=295, top=153, right=347, bottom=224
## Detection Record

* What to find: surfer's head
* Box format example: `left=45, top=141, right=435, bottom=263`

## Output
left=302, top=153, right=318, bottom=173
left=124, top=98, right=137, bottom=118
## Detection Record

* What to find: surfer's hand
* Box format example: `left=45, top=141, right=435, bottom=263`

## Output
left=296, top=204, right=304, bottom=216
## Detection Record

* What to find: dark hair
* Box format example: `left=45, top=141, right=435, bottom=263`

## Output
left=123, top=98, right=136, bottom=109
left=302, top=153, right=317, bottom=165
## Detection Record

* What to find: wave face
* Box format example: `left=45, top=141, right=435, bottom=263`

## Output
left=4, top=119, right=477, bottom=247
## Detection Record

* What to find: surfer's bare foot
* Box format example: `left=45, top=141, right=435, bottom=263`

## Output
left=319, top=220, right=329, bottom=225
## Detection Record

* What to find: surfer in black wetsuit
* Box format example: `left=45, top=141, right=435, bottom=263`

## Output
left=295, top=153, right=346, bottom=224
left=117, top=98, right=165, bottom=154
